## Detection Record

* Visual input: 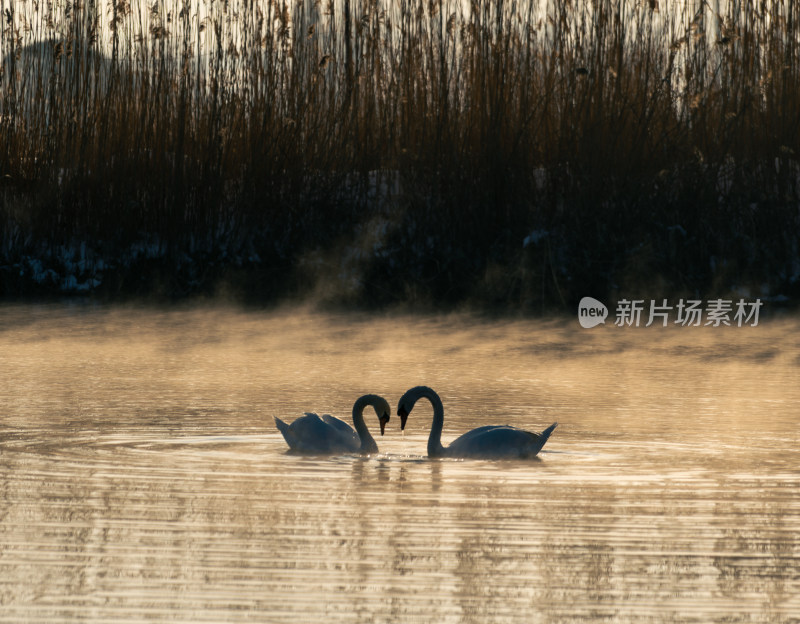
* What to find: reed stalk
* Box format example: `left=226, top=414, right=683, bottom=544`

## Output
left=1, top=0, right=798, bottom=304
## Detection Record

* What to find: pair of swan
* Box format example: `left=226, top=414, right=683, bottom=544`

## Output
left=274, top=386, right=557, bottom=459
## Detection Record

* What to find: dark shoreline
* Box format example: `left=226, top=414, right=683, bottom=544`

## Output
left=2, top=210, right=798, bottom=312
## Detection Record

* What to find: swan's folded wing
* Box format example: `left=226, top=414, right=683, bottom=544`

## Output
left=321, top=414, right=360, bottom=447
left=448, top=425, right=552, bottom=459
left=283, top=413, right=355, bottom=453
left=321, top=414, right=357, bottom=436
left=448, top=425, right=510, bottom=448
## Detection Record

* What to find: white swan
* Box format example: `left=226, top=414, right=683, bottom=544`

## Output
left=397, top=386, right=557, bottom=459
left=274, top=394, right=391, bottom=455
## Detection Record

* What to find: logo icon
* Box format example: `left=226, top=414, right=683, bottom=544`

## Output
left=578, top=297, right=608, bottom=328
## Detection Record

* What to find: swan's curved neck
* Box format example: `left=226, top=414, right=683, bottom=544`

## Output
left=352, top=395, right=380, bottom=454
left=407, top=386, right=445, bottom=457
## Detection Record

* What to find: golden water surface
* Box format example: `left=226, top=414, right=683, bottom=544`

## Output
left=1, top=304, right=798, bottom=622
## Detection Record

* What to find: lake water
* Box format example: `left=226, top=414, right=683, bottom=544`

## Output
left=1, top=304, right=798, bottom=623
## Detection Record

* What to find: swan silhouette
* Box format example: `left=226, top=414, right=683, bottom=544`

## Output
left=274, top=394, right=391, bottom=455
left=397, top=386, right=557, bottom=459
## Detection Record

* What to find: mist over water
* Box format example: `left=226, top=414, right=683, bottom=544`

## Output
left=1, top=304, right=799, bottom=622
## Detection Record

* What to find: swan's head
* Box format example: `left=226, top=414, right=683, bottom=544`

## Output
left=397, top=386, right=436, bottom=431
left=397, top=403, right=410, bottom=431
left=375, top=397, right=391, bottom=436
left=357, top=394, right=392, bottom=436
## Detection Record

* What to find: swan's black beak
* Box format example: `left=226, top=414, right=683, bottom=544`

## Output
left=379, top=413, right=390, bottom=436
left=397, top=405, right=409, bottom=431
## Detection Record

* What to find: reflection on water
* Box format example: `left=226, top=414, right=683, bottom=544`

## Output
left=1, top=304, right=799, bottom=622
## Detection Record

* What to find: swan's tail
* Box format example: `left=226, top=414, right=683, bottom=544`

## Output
left=538, top=422, right=558, bottom=451
left=274, top=416, right=293, bottom=446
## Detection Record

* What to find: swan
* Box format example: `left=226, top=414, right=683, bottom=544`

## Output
left=396, top=386, right=557, bottom=459
left=274, top=394, right=391, bottom=455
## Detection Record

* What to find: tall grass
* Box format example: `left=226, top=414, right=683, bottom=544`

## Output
left=1, top=0, right=799, bottom=305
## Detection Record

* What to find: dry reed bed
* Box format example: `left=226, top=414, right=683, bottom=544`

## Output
left=0, top=0, right=798, bottom=305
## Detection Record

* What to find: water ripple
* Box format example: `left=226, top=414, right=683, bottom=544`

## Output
left=2, top=306, right=799, bottom=622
